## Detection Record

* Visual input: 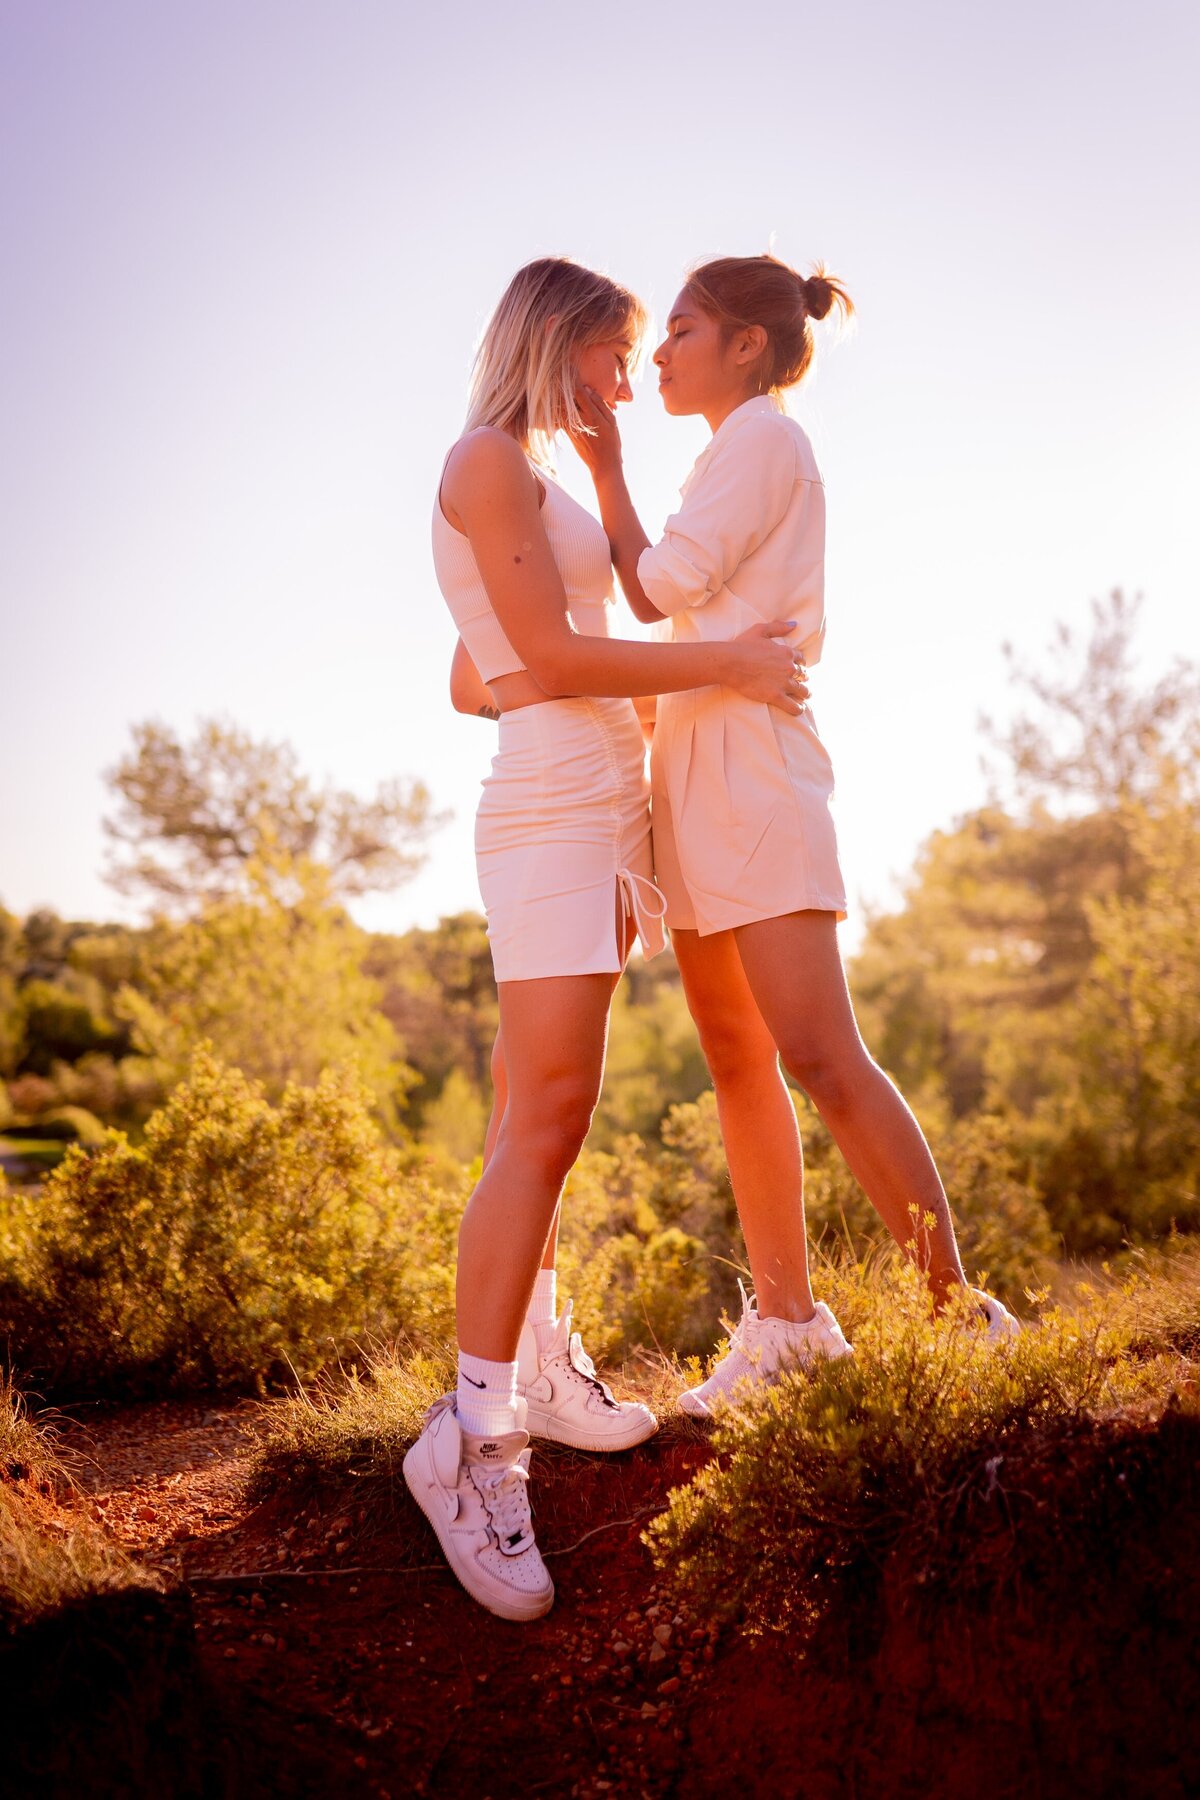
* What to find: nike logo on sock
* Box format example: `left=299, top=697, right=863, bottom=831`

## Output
left=460, top=1373, right=487, bottom=1388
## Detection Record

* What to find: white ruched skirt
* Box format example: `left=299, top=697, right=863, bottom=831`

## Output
left=650, top=688, right=847, bottom=936
left=475, top=696, right=668, bottom=982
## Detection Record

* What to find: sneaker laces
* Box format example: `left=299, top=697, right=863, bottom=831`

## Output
left=472, top=1459, right=535, bottom=1556
left=704, top=1281, right=764, bottom=1385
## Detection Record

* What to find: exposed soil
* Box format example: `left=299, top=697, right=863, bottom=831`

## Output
left=6, top=1395, right=1199, bottom=1799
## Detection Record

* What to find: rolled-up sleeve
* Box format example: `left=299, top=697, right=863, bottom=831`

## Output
left=637, top=416, right=798, bottom=617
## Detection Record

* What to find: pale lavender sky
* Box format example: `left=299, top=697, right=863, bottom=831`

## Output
left=2, top=0, right=1197, bottom=945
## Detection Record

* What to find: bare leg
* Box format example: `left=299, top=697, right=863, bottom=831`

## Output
left=482, top=1030, right=507, bottom=1165
left=457, top=972, right=618, bottom=1359
left=733, top=911, right=967, bottom=1303
left=482, top=1030, right=560, bottom=1271
left=672, top=926, right=816, bottom=1323
left=459, top=896, right=635, bottom=1359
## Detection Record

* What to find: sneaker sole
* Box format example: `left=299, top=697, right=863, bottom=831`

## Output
left=525, top=1408, right=659, bottom=1453
left=401, top=1445, right=554, bottom=1624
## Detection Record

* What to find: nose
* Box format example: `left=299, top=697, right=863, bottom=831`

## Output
left=653, top=337, right=669, bottom=368
left=616, top=370, right=633, bottom=402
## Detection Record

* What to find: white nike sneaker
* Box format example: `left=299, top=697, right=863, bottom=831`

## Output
left=678, top=1282, right=854, bottom=1419
left=402, top=1395, right=553, bottom=1622
left=972, top=1288, right=1022, bottom=1342
left=517, top=1300, right=658, bottom=1453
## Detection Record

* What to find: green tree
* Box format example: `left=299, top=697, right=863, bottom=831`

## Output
left=104, top=717, right=447, bottom=912
left=366, top=912, right=498, bottom=1126
left=982, top=587, right=1199, bottom=817
left=0, top=908, right=24, bottom=1077
left=117, top=852, right=409, bottom=1115
left=853, top=594, right=1200, bottom=1250
left=1034, top=776, right=1200, bottom=1246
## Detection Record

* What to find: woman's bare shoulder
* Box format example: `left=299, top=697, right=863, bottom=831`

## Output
left=444, top=426, right=527, bottom=483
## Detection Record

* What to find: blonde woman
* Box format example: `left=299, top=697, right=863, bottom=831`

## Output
left=570, top=252, right=1019, bottom=1417
left=403, top=258, right=805, bottom=1621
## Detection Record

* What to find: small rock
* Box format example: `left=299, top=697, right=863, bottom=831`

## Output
left=657, top=1677, right=681, bottom=1696
left=261, top=1633, right=276, bottom=1649
left=250, top=1593, right=266, bottom=1610
left=639, top=1702, right=658, bottom=1719
left=652, top=1623, right=672, bottom=1647
left=334, top=1541, right=350, bottom=1555
left=611, top=1638, right=631, bottom=1654
left=137, top=1506, right=159, bottom=1523
left=648, top=1642, right=667, bottom=1665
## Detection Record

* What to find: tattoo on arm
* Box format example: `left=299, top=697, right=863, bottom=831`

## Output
left=477, top=704, right=501, bottom=721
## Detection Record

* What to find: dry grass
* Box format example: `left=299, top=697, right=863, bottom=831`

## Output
left=0, top=1373, right=160, bottom=1630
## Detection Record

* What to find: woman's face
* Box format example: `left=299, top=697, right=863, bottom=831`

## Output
left=574, top=334, right=635, bottom=408
left=652, top=290, right=730, bottom=416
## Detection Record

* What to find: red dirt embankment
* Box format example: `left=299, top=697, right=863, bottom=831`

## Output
left=7, top=1396, right=1200, bottom=1799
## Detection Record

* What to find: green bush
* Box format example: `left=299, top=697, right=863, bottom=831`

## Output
left=0, top=1048, right=456, bottom=1395
left=556, top=1139, right=719, bottom=1362
left=646, top=1257, right=1176, bottom=1644
left=15, top=977, right=120, bottom=1077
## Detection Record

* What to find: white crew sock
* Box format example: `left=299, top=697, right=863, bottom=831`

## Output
left=456, top=1350, right=519, bottom=1438
left=527, top=1268, right=558, bottom=1328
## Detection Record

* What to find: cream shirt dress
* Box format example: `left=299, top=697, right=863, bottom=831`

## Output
left=638, top=395, right=848, bottom=935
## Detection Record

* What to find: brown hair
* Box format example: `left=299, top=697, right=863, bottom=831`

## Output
left=685, top=253, right=853, bottom=393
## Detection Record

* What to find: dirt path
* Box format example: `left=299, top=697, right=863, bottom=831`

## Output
left=47, top=1396, right=1200, bottom=1800
left=58, top=1400, right=720, bottom=1800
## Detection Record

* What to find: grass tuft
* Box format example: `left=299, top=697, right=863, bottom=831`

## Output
left=251, top=1339, right=456, bottom=1512
left=645, top=1252, right=1194, bottom=1645
left=1, top=1374, right=159, bottom=1631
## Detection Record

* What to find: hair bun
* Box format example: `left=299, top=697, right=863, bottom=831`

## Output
left=801, top=274, right=835, bottom=322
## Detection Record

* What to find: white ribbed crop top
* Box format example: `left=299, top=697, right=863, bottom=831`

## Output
left=432, top=448, right=615, bottom=683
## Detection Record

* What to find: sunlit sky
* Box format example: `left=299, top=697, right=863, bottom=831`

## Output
left=2, top=0, right=1197, bottom=950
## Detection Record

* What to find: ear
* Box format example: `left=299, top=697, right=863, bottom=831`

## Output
left=733, top=324, right=769, bottom=368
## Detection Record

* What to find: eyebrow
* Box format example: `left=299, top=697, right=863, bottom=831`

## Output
left=667, top=309, right=696, bottom=326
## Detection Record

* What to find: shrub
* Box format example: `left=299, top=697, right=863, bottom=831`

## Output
left=0, top=1048, right=453, bottom=1395
left=646, top=1257, right=1176, bottom=1645
left=16, top=977, right=120, bottom=1076
left=556, top=1141, right=718, bottom=1362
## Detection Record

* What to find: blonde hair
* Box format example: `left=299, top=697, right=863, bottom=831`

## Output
left=465, top=257, right=648, bottom=465
left=686, top=254, right=853, bottom=394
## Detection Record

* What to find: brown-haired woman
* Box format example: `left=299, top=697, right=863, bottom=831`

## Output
left=571, top=252, right=1019, bottom=1415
